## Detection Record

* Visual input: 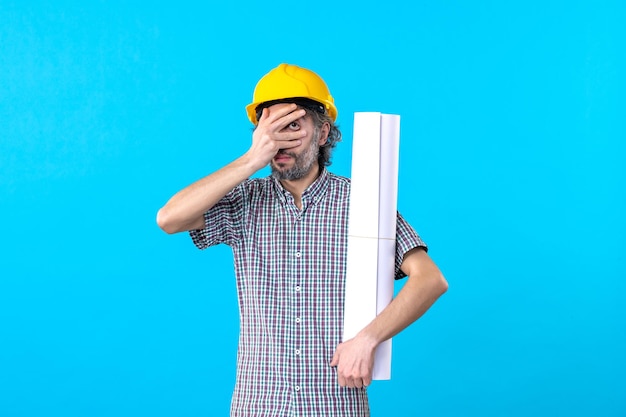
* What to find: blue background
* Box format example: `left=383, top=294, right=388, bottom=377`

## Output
left=1, top=1, right=624, bottom=416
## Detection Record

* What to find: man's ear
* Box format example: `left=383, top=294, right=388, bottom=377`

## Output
left=318, top=122, right=330, bottom=145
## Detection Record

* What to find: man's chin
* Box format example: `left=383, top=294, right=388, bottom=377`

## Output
left=270, top=163, right=289, bottom=176
left=271, top=166, right=308, bottom=181
left=271, top=161, right=289, bottom=170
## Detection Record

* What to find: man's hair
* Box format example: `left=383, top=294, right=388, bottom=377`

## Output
left=305, top=108, right=342, bottom=167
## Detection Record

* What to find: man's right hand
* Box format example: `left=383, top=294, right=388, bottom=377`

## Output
left=245, top=103, right=308, bottom=171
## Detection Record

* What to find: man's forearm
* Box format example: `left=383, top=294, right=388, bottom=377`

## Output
left=331, top=248, right=447, bottom=388
left=157, top=105, right=310, bottom=234
left=156, top=154, right=258, bottom=234
left=357, top=248, right=448, bottom=346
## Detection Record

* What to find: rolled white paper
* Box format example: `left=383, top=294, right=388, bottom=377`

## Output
left=344, top=112, right=400, bottom=380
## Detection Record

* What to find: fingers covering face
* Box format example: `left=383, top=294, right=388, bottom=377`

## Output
left=260, top=104, right=305, bottom=130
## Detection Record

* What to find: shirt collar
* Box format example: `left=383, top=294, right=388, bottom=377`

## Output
left=271, top=167, right=330, bottom=207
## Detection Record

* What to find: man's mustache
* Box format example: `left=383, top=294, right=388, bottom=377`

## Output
left=277, top=150, right=297, bottom=158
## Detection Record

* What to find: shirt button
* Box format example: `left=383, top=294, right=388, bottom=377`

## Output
left=295, top=317, right=301, bottom=323
left=295, top=349, right=301, bottom=355
left=295, top=251, right=301, bottom=258
left=295, top=285, right=301, bottom=292
left=294, top=385, right=301, bottom=392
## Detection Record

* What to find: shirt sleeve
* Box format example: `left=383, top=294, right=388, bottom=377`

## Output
left=188, top=184, right=245, bottom=250
left=394, top=212, right=427, bottom=279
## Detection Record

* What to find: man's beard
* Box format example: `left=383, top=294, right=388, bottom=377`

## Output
left=271, top=133, right=320, bottom=181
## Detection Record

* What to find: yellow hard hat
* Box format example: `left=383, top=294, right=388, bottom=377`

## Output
left=246, top=63, right=337, bottom=125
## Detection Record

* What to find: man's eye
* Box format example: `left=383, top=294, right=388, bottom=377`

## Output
left=289, top=122, right=300, bottom=130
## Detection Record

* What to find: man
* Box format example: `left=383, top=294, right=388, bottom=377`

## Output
left=156, top=63, right=448, bottom=416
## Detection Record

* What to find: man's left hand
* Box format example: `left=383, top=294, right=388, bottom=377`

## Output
left=330, top=335, right=377, bottom=388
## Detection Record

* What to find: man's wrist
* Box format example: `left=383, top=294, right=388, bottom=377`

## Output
left=355, top=328, right=380, bottom=351
left=237, top=153, right=265, bottom=176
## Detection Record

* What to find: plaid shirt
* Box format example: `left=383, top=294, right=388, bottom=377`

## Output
left=190, top=168, right=426, bottom=417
